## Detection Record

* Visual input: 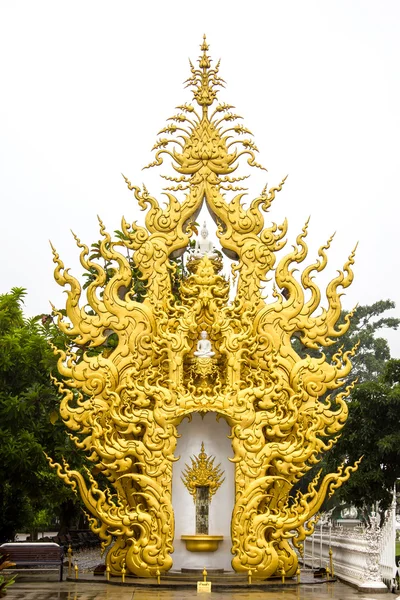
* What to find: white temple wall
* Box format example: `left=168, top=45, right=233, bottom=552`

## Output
left=171, top=412, right=235, bottom=571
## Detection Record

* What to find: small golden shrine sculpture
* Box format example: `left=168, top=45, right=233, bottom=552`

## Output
left=181, top=442, right=225, bottom=504
left=48, top=36, right=359, bottom=579
left=181, top=442, right=225, bottom=552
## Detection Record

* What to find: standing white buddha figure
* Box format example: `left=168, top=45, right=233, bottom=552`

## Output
left=194, top=331, right=215, bottom=358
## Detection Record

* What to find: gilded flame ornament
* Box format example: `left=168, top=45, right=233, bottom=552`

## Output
left=181, top=442, right=225, bottom=503
left=48, top=36, right=359, bottom=579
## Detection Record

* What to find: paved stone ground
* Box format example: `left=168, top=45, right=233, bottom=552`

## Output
left=4, top=580, right=395, bottom=599
left=72, top=547, right=105, bottom=573
left=7, top=547, right=396, bottom=599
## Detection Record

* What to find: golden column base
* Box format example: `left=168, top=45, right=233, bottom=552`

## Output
left=181, top=535, right=224, bottom=552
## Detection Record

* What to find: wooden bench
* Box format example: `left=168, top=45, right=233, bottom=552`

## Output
left=0, top=542, right=64, bottom=581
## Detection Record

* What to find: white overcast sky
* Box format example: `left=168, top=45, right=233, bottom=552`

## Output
left=0, top=1, right=399, bottom=356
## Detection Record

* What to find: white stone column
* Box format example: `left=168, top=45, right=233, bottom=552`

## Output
left=359, top=513, right=387, bottom=592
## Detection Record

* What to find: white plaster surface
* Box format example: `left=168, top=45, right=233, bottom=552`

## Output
left=171, top=413, right=235, bottom=571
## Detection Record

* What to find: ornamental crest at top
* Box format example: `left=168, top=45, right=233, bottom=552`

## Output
left=144, top=35, right=266, bottom=185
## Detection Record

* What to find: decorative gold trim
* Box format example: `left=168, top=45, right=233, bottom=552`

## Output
left=48, top=36, right=359, bottom=580
left=181, top=535, right=224, bottom=553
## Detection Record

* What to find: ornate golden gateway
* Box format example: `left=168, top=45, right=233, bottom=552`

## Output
left=49, top=37, right=359, bottom=579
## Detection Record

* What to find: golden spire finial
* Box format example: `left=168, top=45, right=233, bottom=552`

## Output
left=186, top=34, right=222, bottom=115
left=144, top=36, right=266, bottom=176
left=199, top=441, right=206, bottom=459
left=199, top=34, right=211, bottom=71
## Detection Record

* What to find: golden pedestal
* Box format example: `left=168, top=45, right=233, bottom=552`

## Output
left=181, top=535, right=224, bottom=552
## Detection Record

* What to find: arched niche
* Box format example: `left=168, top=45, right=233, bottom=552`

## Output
left=172, top=412, right=235, bottom=571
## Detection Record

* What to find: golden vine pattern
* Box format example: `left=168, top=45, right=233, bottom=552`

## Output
left=49, top=36, right=359, bottom=579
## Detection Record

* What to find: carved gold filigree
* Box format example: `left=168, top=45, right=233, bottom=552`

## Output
left=49, top=36, right=359, bottom=579
left=190, top=356, right=216, bottom=379
left=181, top=443, right=225, bottom=503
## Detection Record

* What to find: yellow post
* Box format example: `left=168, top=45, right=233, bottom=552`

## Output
left=156, top=569, right=161, bottom=585
left=106, top=565, right=110, bottom=581
left=67, top=545, right=73, bottom=577
left=247, top=568, right=252, bottom=584
left=121, top=562, right=126, bottom=584
left=329, top=547, right=334, bottom=577
left=203, top=567, right=207, bottom=582
left=280, top=566, right=285, bottom=584
left=296, top=567, right=301, bottom=583
left=74, top=563, right=79, bottom=580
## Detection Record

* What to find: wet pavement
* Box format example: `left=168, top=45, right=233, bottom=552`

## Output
left=4, top=549, right=394, bottom=599
left=4, top=580, right=392, bottom=600
left=69, top=547, right=105, bottom=573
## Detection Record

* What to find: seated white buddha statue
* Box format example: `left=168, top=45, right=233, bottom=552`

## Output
left=194, top=331, right=215, bottom=358
left=194, top=222, right=217, bottom=257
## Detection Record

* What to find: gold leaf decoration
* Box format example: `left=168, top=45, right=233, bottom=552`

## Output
left=181, top=443, right=225, bottom=503
left=48, top=36, right=359, bottom=579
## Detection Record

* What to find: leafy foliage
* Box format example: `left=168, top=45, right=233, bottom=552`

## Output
left=335, top=300, right=399, bottom=383
left=325, top=358, right=400, bottom=516
left=296, top=300, right=399, bottom=383
left=0, top=288, right=82, bottom=542
left=82, top=231, right=148, bottom=303
left=293, top=300, right=399, bottom=515
left=80, top=228, right=200, bottom=309
left=322, top=302, right=400, bottom=515
left=0, top=550, right=16, bottom=597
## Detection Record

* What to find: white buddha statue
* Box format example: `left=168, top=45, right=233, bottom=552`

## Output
left=194, top=222, right=216, bottom=257
left=194, top=331, right=215, bottom=358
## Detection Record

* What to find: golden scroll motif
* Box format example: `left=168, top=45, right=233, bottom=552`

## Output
left=49, top=36, right=359, bottom=579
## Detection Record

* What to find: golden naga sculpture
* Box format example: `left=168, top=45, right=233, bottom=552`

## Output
left=48, top=36, right=359, bottom=579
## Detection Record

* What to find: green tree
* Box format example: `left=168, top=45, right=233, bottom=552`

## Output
left=325, top=359, right=400, bottom=517
left=295, top=299, right=399, bottom=385
left=0, top=288, right=81, bottom=542
left=322, top=301, right=400, bottom=516
left=292, top=300, right=399, bottom=515
left=333, top=300, right=399, bottom=383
